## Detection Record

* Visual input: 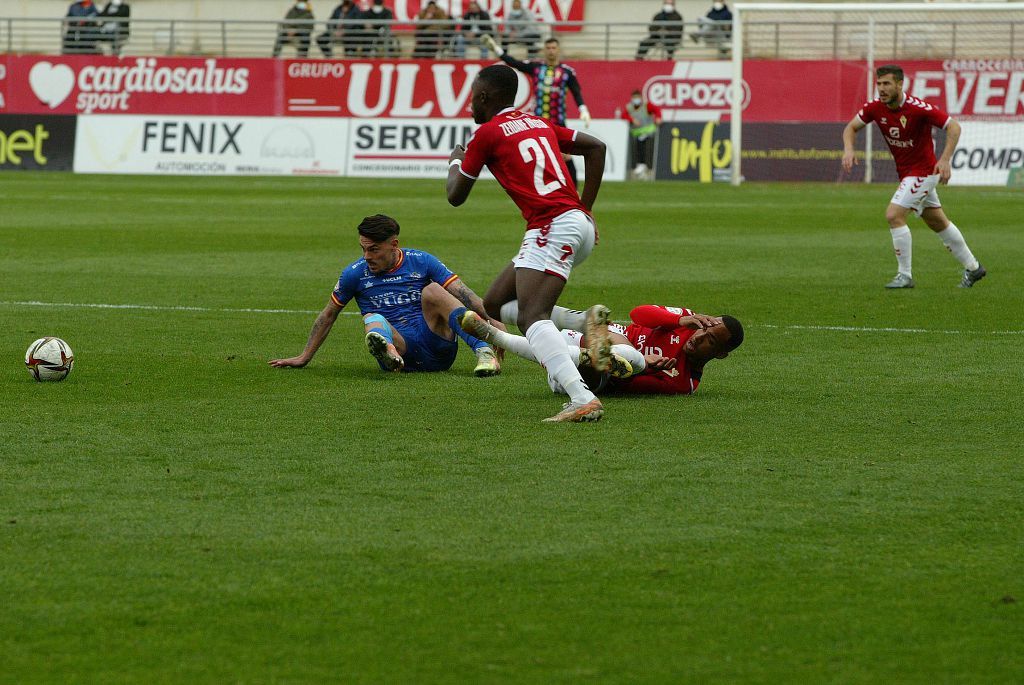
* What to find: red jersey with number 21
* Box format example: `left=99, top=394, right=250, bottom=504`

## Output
left=856, top=95, right=950, bottom=178
left=460, top=108, right=586, bottom=230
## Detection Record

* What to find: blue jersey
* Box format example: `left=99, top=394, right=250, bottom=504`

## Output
left=331, top=249, right=459, bottom=332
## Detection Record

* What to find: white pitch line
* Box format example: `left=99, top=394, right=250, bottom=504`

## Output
left=2, top=301, right=1022, bottom=334
left=761, top=323, right=1024, bottom=335
left=0, top=300, right=357, bottom=316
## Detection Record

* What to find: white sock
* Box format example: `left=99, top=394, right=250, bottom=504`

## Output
left=612, top=344, right=645, bottom=373
left=552, top=305, right=587, bottom=331
left=499, top=301, right=519, bottom=328
left=526, top=320, right=595, bottom=405
left=890, top=226, right=912, bottom=276
left=500, top=300, right=587, bottom=332
left=937, top=223, right=979, bottom=271
left=485, top=326, right=536, bottom=361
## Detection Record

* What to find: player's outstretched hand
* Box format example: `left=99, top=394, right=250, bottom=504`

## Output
left=481, top=34, right=500, bottom=55
left=841, top=150, right=857, bottom=173
left=269, top=356, right=309, bottom=368
left=935, top=159, right=952, bottom=184
left=449, top=144, right=466, bottom=165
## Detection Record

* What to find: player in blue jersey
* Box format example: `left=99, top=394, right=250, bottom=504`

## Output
left=269, top=214, right=502, bottom=375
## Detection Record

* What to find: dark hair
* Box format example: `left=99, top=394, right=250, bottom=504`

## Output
left=477, top=64, right=519, bottom=105
left=545, top=37, right=560, bottom=46
left=357, top=214, right=400, bottom=242
left=720, top=315, right=744, bottom=352
left=876, top=64, right=904, bottom=81
left=578, top=364, right=611, bottom=394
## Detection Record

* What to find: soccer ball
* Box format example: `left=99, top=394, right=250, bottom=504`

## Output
left=25, top=337, right=75, bottom=382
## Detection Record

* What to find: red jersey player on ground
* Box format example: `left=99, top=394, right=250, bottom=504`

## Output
left=447, top=64, right=610, bottom=423
left=460, top=302, right=745, bottom=396
left=842, top=64, right=986, bottom=289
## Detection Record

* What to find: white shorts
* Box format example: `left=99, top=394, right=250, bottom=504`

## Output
left=513, top=209, right=596, bottom=282
left=891, top=174, right=942, bottom=216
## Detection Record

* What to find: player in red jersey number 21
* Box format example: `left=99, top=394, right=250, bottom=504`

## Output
left=842, top=64, right=986, bottom=289
left=447, top=64, right=610, bottom=423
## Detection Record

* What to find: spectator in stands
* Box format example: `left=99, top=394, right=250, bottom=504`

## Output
left=502, top=0, right=542, bottom=59
left=96, top=0, right=130, bottom=56
left=454, top=1, right=494, bottom=60
left=273, top=0, right=315, bottom=58
left=621, top=89, right=662, bottom=179
left=316, top=0, right=362, bottom=58
left=690, top=0, right=732, bottom=56
left=635, top=0, right=684, bottom=61
left=363, top=0, right=398, bottom=57
left=62, top=0, right=101, bottom=54
left=413, top=1, right=452, bottom=59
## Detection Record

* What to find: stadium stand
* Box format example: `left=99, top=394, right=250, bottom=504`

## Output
left=3, top=0, right=742, bottom=60
left=2, top=0, right=1020, bottom=60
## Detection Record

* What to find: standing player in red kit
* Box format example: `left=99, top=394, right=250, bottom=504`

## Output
left=446, top=64, right=610, bottom=423
left=842, top=64, right=986, bottom=289
left=460, top=303, right=745, bottom=396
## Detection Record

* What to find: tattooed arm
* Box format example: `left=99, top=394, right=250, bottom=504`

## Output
left=446, top=278, right=506, bottom=330
left=269, top=299, right=344, bottom=368
left=445, top=278, right=488, bottom=317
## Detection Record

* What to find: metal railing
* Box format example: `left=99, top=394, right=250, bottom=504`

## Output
left=3, top=16, right=1020, bottom=61
left=2, top=17, right=721, bottom=61
left=744, top=19, right=1022, bottom=59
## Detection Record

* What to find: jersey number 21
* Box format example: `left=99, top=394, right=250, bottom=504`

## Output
left=518, top=138, right=567, bottom=196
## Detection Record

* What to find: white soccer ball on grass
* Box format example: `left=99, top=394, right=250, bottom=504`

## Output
left=25, top=337, right=75, bottom=382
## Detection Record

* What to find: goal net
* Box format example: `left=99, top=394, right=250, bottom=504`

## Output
left=729, top=2, right=1024, bottom=186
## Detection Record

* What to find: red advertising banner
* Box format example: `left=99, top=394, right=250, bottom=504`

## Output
left=737, top=58, right=1024, bottom=122
left=283, top=60, right=496, bottom=118
left=3, top=55, right=1022, bottom=121
left=1, top=56, right=278, bottom=116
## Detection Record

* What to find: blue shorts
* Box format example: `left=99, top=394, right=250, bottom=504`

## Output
left=394, top=319, right=457, bottom=372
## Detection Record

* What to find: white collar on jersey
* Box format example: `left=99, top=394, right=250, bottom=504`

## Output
left=497, top=106, right=516, bottom=115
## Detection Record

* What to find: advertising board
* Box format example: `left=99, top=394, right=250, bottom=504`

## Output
left=347, top=117, right=627, bottom=180
left=5, top=56, right=1022, bottom=123
left=74, top=115, right=348, bottom=175
left=0, top=114, right=76, bottom=171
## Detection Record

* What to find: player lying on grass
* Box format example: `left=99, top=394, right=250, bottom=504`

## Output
left=269, top=214, right=503, bottom=375
left=461, top=302, right=743, bottom=395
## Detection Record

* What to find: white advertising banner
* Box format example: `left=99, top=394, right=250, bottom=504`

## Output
left=949, top=122, right=1024, bottom=186
left=74, top=115, right=349, bottom=176
left=347, top=117, right=629, bottom=181
left=347, top=118, right=476, bottom=179
left=568, top=118, right=630, bottom=183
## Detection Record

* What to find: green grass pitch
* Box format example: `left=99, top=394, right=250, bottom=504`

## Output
left=1, top=173, right=1021, bottom=683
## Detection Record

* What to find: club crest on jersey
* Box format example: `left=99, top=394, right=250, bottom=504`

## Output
left=671, top=335, right=680, bottom=344
left=900, top=115, right=908, bottom=128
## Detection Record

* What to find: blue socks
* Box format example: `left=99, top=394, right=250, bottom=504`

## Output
left=449, top=307, right=488, bottom=353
